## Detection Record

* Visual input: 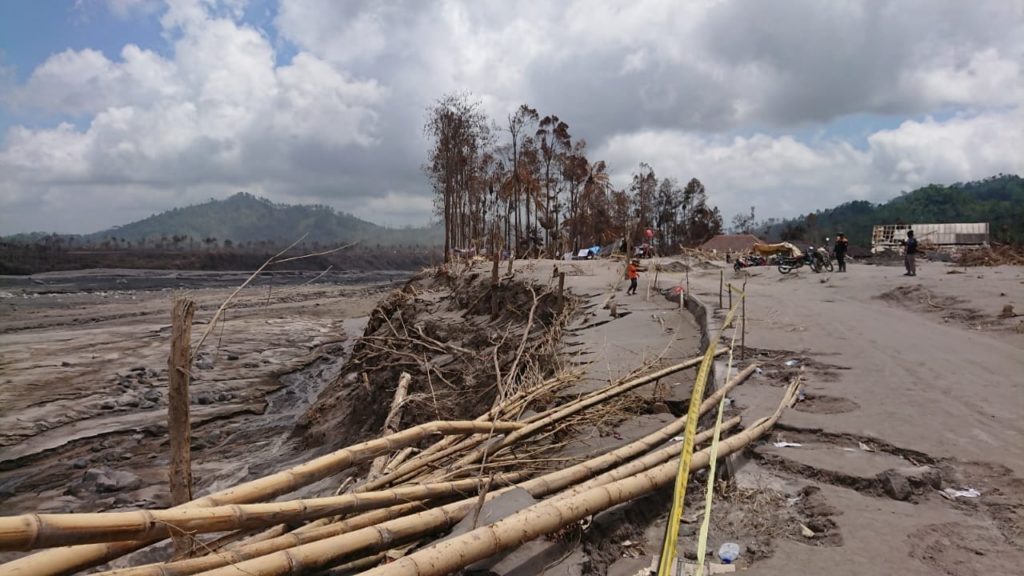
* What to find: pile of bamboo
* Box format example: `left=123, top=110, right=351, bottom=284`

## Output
left=0, top=355, right=797, bottom=576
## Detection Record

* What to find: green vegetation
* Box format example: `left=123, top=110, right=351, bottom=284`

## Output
left=81, top=192, right=443, bottom=248
left=761, top=175, right=1023, bottom=247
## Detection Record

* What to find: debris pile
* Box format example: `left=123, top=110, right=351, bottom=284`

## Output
left=954, top=244, right=1024, bottom=266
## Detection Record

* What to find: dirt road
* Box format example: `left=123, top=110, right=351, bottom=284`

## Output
left=681, top=260, right=1024, bottom=575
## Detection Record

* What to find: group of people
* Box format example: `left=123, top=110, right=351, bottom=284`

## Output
left=622, top=229, right=919, bottom=295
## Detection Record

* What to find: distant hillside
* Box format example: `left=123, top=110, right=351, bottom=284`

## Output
left=760, top=175, right=1023, bottom=247
left=85, top=192, right=443, bottom=247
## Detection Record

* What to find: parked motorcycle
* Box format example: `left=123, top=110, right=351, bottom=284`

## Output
left=733, top=254, right=767, bottom=271
left=778, top=247, right=822, bottom=274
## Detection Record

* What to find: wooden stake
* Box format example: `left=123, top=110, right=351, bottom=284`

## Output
left=557, top=272, right=565, bottom=307
left=727, top=283, right=732, bottom=311
left=490, top=249, right=500, bottom=319
left=741, top=278, right=748, bottom=360
left=718, top=269, right=724, bottom=309
left=168, top=295, right=196, bottom=556
left=685, top=255, right=690, bottom=294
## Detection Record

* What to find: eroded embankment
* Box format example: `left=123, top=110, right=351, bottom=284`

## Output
left=297, top=267, right=578, bottom=452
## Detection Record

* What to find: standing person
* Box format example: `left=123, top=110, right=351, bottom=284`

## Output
left=835, top=233, right=849, bottom=272
left=626, top=259, right=639, bottom=295
left=900, top=230, right=918, bottom=276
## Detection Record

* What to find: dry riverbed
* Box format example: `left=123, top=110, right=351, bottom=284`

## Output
left=0, top=269, right=405, bottom=542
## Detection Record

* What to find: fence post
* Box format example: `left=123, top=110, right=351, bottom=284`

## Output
left=719, top=269, right=724, bottom=309
left=168, top=294, right=196, bottom=556
left=741, top=278, right=748, bottom=360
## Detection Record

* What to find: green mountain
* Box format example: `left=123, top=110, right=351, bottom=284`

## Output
left=87, top=192, right=443, bottom=247
left=761, top=174, right=1023, bottom=247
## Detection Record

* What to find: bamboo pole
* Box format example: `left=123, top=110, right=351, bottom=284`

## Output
left=368, top=372, right=412, bottom=479
left=519, top=365, right=755, bottom=498
left=361, top=381, right=800, bottom=576
left=193, top=383, right=795, bottom=576
left=98, top=503, right=432, bottom=576
left=0, top=421, right=523, bottom=576
left=358, top=377, right=571, bottom=493
left=167, top=295, right=196, bottom=556
left=446, top=354, right=719, bottom=471
left=155, top=420, right=738, bottom=576
left=0, top=477, right=502, bottom=551
left=98, top=470, right=526, bottom=576
left=101, top=366, right=757, bottom=576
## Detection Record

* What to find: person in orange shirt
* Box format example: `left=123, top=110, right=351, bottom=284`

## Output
left=626, top=259, right=639, bottom=295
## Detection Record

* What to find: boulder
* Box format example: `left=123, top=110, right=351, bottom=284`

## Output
left=878, top=466, right=941, bottom=500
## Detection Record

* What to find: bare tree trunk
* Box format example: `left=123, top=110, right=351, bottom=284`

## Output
left=168, top=295, right=196, bottom=556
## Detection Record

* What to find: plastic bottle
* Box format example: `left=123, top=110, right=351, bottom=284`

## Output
left=718, top=542, right=741, bottom=564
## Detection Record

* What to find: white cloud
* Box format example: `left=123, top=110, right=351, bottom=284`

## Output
left=1, top=1, right=385, bottom=232
left=594, top=108, right=1024, bottom=221
left=103, top=0, right=163, bottom=19
left=1, top=0, right=1023, bottom=233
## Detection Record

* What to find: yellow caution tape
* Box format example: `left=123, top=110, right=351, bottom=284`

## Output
left=694, top=314, right=741, bottom=575
left=657, top=285, right=744, bottom=576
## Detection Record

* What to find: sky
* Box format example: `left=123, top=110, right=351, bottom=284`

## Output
left=0, top=0, right=1022, bottom=234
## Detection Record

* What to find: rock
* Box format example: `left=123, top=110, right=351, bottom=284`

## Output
left=215, top=392, right=232, bottom=402
left=195, top=357, right=215, bottom=370
left=99, top=400, right=117, bottom=410
left=71, top=459, right=88, bottom=469
left=226, top=353, right=240, bottom=361
left=100, top=470, right=142, bottom=493
left=195, top=394, right=214, bottom=405
left=879, top=471, right=912, bottom=500
left=143, top=390, right=162, bottom=403
left=650, top=402, right=673, bottom=415
left=446, top=488, right=539, bottom=540
left=139, top=401, right=156, bottom=410
left=61, top=361, right=72, bottom=367
left=745, top=539, right=771, bottom=560
left=878, top=466, right=940, bottom=500
left=120, top=397, right=141, bottom=408
left=131, top=366, right=147, bottom=372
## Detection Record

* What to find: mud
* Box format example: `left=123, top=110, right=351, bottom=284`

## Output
left=0, top=269, right=396, bottom=563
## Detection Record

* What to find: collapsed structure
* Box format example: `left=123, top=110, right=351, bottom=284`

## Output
left=871, top=223, right=989, bottom=254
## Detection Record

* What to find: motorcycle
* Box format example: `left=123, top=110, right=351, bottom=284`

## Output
left=778, top=246, right=822, bottom=274
left=733, top=254, right=767, bottom=271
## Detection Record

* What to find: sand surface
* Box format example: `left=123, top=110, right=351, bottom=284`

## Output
left=614, top=258, right=1023, bottom=576
left=0, top=269, right=399, bottom=539
left=1, top=259, right=1021, bottom=575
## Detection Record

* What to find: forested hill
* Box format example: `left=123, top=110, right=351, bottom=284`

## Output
left=83, top=192, right=443, bottom=248
left=761, top=175, right=1023, bottom=247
